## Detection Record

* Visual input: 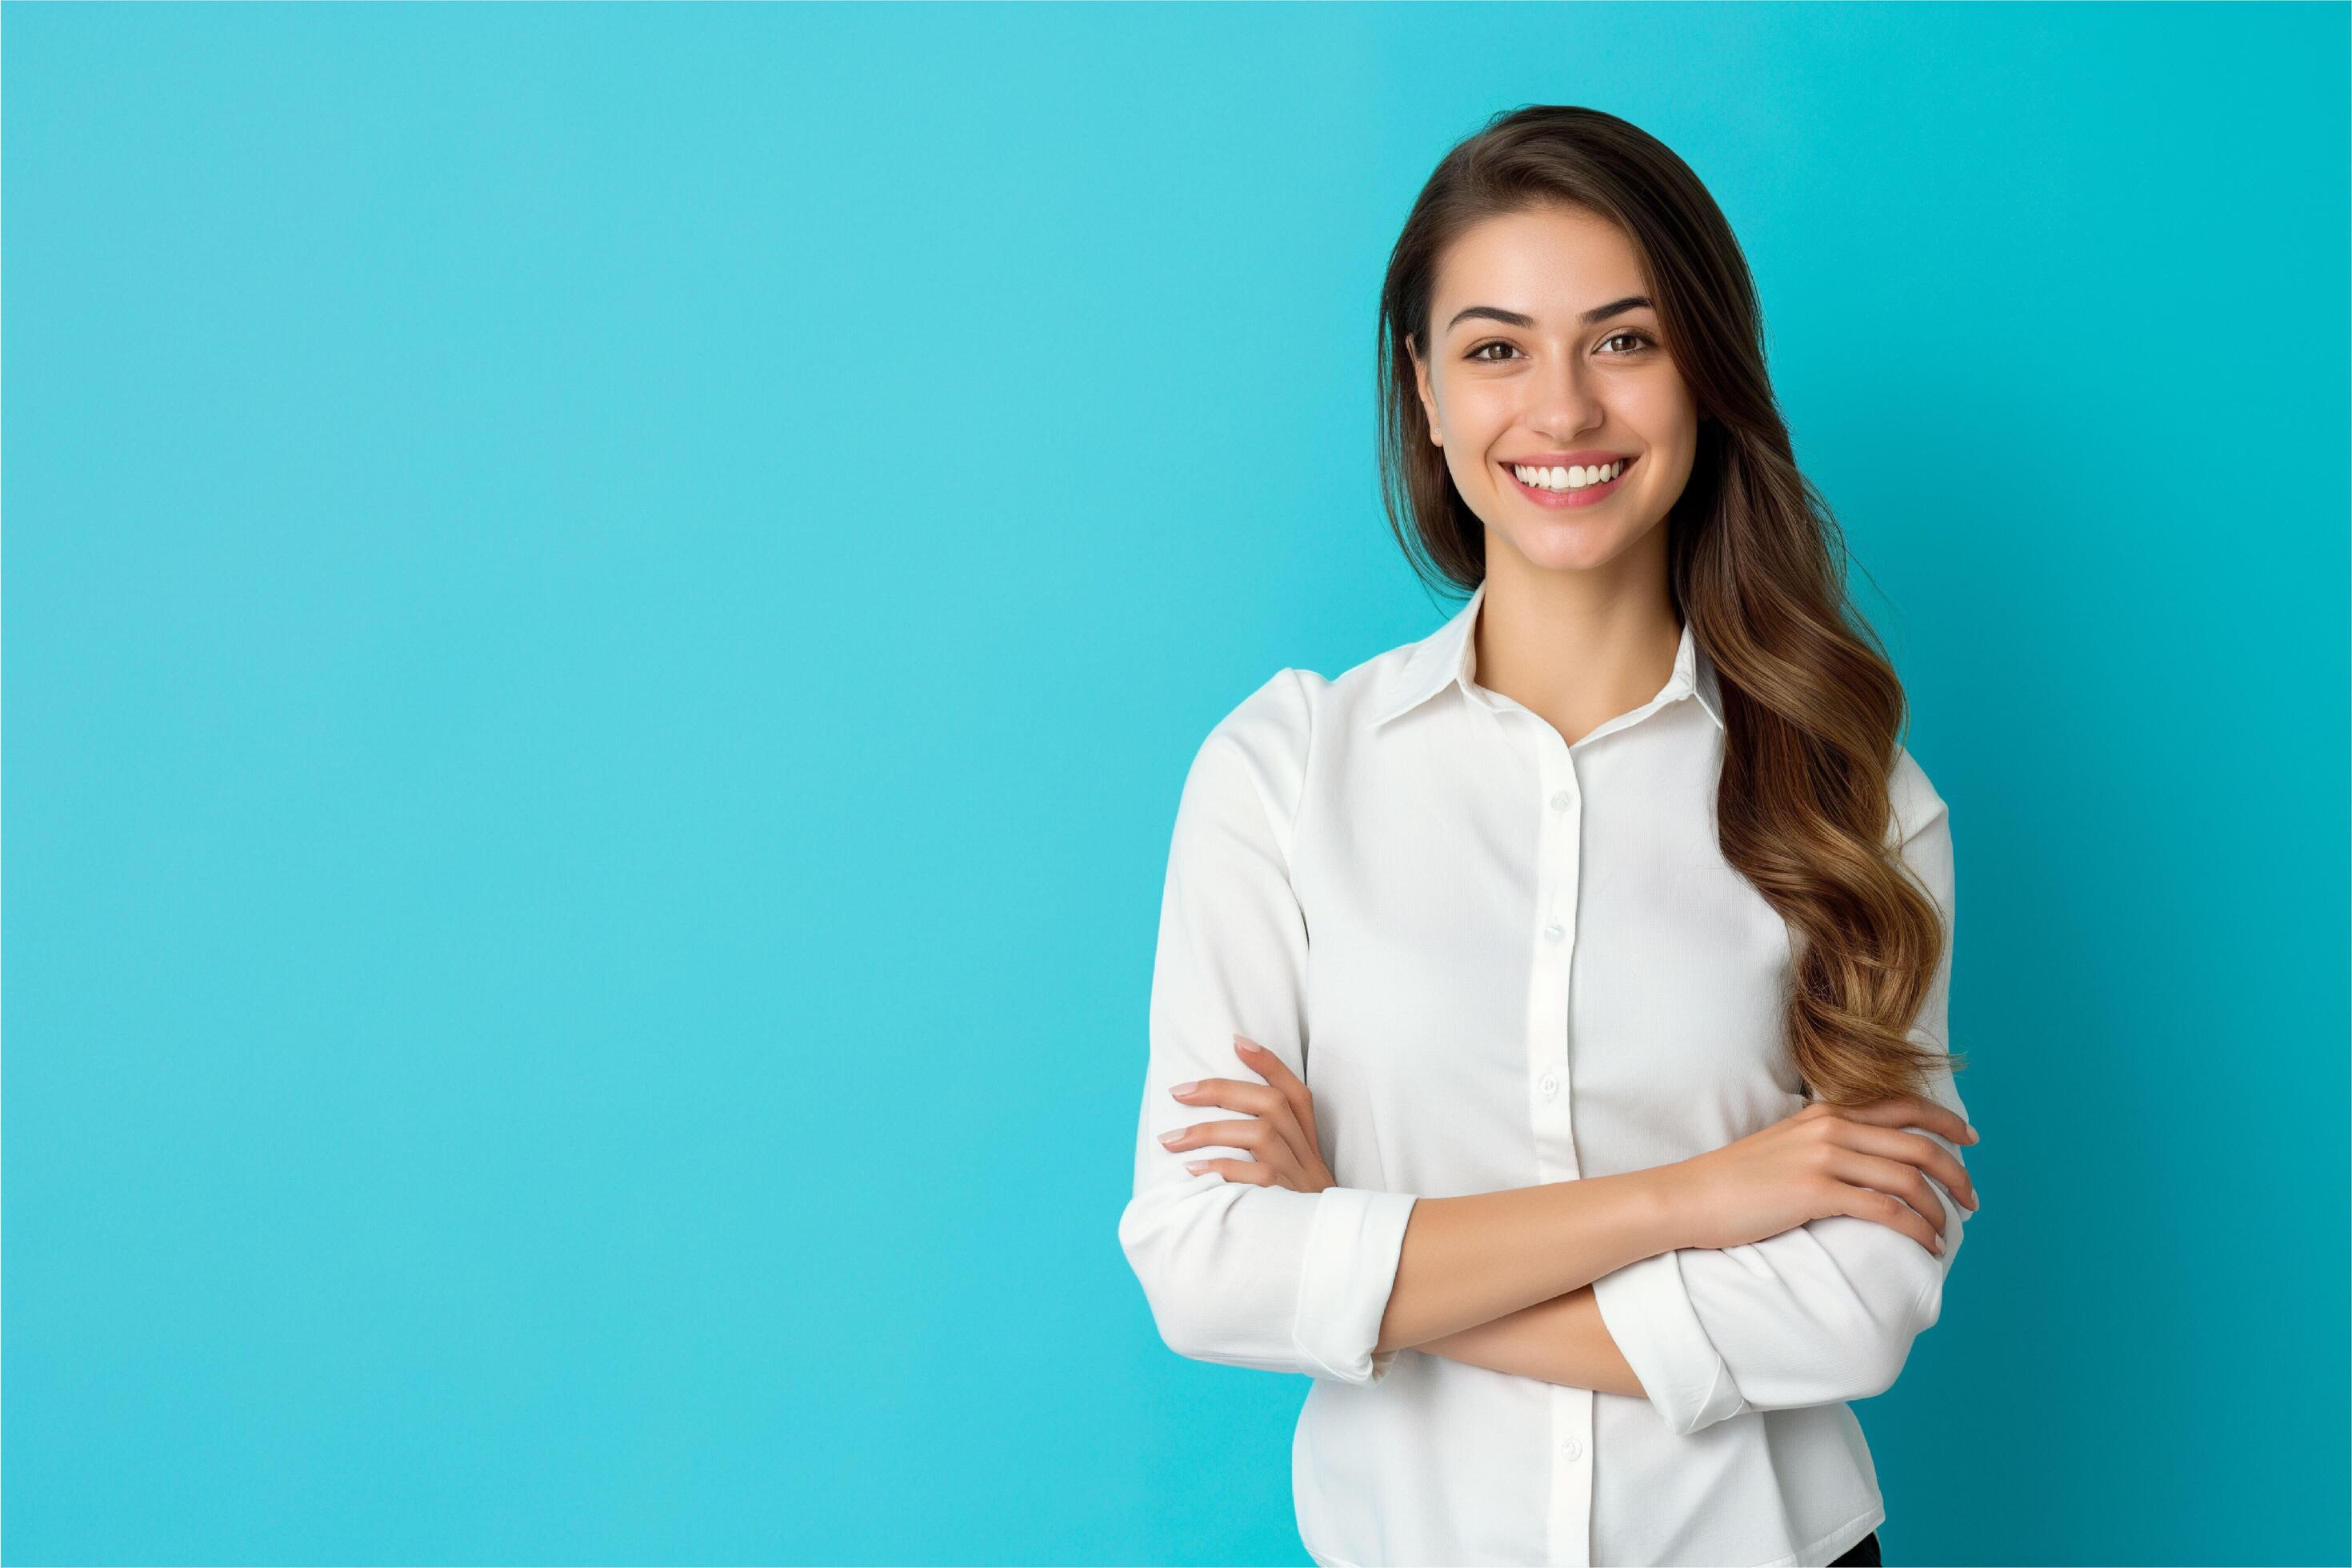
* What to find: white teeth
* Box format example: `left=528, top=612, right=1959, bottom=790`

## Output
left=1511, top=460, right=1624, bottom=491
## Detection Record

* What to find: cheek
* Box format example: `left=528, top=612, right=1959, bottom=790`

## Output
left=1632, top=430, right=1698, bottom=488
left=1437, top=384, right=1515, bottom=454
left=1622, top=382, right=1700, bottom=448
left=1443, top=446, right=1498, bottom=502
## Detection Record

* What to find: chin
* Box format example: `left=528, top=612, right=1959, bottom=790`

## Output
left=1529, top=510, right=1666, bottom=565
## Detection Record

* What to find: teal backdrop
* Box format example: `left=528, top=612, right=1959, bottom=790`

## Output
left=6, top=3, right=2346, bottom=1564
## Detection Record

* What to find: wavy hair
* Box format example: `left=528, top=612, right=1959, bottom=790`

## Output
left=1374, top=104, right=1962, bottom=1106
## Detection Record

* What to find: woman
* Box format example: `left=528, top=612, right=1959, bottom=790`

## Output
left=1116, top=106, right=1981, bottom=1568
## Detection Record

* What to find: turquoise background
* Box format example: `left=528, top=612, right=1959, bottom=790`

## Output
left=6, top=3, right=2346, bottom=1564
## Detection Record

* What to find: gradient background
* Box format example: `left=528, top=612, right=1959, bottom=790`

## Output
left=6, top=3, right=2346, bottom=1564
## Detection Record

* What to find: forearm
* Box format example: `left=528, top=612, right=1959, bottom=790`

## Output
left=1411, top=1283, right=1648, bottom=1397
left=1374, top=1169, right=1686, bottom=1354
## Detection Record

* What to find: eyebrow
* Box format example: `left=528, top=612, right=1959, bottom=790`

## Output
left=1446, top=294, right=1654, bottom=334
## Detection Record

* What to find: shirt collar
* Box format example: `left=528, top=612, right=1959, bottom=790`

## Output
left=1368, top=577, right=1726, bottom=730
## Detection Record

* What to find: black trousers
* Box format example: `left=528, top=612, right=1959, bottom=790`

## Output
left=1828, top=1529, right=1882, bottom=1566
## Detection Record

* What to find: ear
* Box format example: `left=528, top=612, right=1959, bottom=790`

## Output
left=1406, top=333, right=1442, bottom=444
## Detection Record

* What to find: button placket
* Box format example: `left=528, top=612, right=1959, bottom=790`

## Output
left=1548, top=1393, right=1596, bottom=1565
left=1531, top=739, right=1594, bottom=1566
left=1533, top=738, right=1582, bottom=1179
left=1543, top=769, right=1582, bottom=982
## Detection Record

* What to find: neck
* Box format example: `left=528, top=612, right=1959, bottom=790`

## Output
left=1471, top=553, right=1682, bottom=747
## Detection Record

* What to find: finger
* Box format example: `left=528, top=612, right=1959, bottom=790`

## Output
left=1170, top=1076, right=1285, bottom=1119
left=1160, top=1117, right=1278, bottom=1160
left=1181, top=1157, right=1282, bottom=1187
left=1848, top=1124, right=1978, bottom=1210
left=1848, top=1094, right=1976, bottom=1148
left=1821, top=1171, right=1944, bottom=1254
left=1828, top=1151, right=1953, bottom=1249
left=1814, top=1099, right=1977, bottom=1173
left=1233, top=1035, right=1323, bottom=1156
left=1175, top=1069, right=1315, bottom=1175
left=1230, top=1037, right=1322, bottom=1172
left=1162, top=1118, right=1323, bottom=1193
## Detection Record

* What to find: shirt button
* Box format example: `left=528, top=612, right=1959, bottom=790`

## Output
left=1543, top=923, right=1565, bottom=942
left=1550, top=790, right=1573, bottom=810
left=1539, top=1073, right=1558, bottom=1098
left=1561, top=1437, right=1583, bottom=1461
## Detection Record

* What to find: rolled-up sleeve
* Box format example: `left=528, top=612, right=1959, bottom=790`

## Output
left=1116, top=668, right=1419, bottom=1386
left=1593, top=757, right=1968, bottom=1434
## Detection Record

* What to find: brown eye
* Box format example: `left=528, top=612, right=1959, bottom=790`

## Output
left=1467, top=341, right=1519, bottom=362
left=1600, top=330, right=1658, bottom=355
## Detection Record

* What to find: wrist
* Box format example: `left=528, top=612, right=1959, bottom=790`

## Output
left=1629, top=1162, right=1698, bottom=1256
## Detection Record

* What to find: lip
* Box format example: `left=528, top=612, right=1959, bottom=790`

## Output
left=1500, top=454, right=1636, bottom=509
left=1502, top=450, right=1631, bottom=467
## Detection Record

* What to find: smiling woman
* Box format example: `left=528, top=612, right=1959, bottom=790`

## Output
left=1117, top=105, right=1974, bottom=1568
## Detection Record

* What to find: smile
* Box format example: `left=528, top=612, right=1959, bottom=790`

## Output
left=1501, top=455, right=1634, bottom=508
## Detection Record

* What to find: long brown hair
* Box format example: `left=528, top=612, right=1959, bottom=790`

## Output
left=1374, top=104, right=1962, bottom=1106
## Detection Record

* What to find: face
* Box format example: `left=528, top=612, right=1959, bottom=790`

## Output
left=1409, top=203, right=1702, bottom=577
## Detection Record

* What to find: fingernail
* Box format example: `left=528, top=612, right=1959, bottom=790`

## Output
left=1170, top=1082, right=1198, bottom=1096
left=1963, top=1124, right=1978, bottom=1142
left=1183, top=1161, right=1210, bottom=1174
left=1158, top=1130, right=1185, bottom=1146
left=1235, top=1038, right=1261, bottom=1054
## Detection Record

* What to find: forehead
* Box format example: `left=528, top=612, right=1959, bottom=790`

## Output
left=1432, top=206, right=1649, bottom=326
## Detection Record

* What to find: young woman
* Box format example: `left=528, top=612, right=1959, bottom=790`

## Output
left=1116, top=106, right=1980, bottom=1568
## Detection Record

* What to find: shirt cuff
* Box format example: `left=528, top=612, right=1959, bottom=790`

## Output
left=1591, top=1247, right=1751, bottom=1434
left=1292, top=1186, right=1418, bottom=1386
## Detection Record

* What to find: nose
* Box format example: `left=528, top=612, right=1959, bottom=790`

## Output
left=1520, top=356, right=1605, bottom=440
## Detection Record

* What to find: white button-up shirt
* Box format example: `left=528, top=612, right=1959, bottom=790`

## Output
left=1118, top=579, right=1969, bottom=1568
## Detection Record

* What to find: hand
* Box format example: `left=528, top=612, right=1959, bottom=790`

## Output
left=1160, top=1034, right=1336, bottom=1193
left=1659, top=1095, right=1982, bottom=1257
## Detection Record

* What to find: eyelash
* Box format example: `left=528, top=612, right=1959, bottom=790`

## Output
left=1467, top=330, right=1657, bottom=362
